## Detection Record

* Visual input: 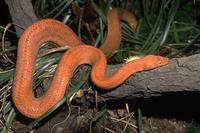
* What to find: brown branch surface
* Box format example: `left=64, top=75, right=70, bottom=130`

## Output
left=97, top=54, right=200, bottom=101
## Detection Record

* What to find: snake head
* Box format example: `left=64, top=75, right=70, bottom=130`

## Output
left=141, top=55, right=169, bottom=70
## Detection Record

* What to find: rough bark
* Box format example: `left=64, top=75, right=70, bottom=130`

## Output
left=97, top=54, right=200, bottom=101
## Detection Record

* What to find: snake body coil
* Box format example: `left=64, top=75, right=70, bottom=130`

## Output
left=12, top=8, right=169, bottom=119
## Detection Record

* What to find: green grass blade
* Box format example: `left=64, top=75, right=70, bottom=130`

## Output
left=0, top=69, right=13, bottom=85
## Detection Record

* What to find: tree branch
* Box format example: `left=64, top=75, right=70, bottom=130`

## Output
left=97, top=54, right=200, bottom=101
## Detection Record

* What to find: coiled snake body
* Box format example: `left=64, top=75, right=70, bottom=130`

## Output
left=12, top=8, right=169, bottom=119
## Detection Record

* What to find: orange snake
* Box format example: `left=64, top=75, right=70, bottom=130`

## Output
left=12, top=8, right=169, bottom=119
